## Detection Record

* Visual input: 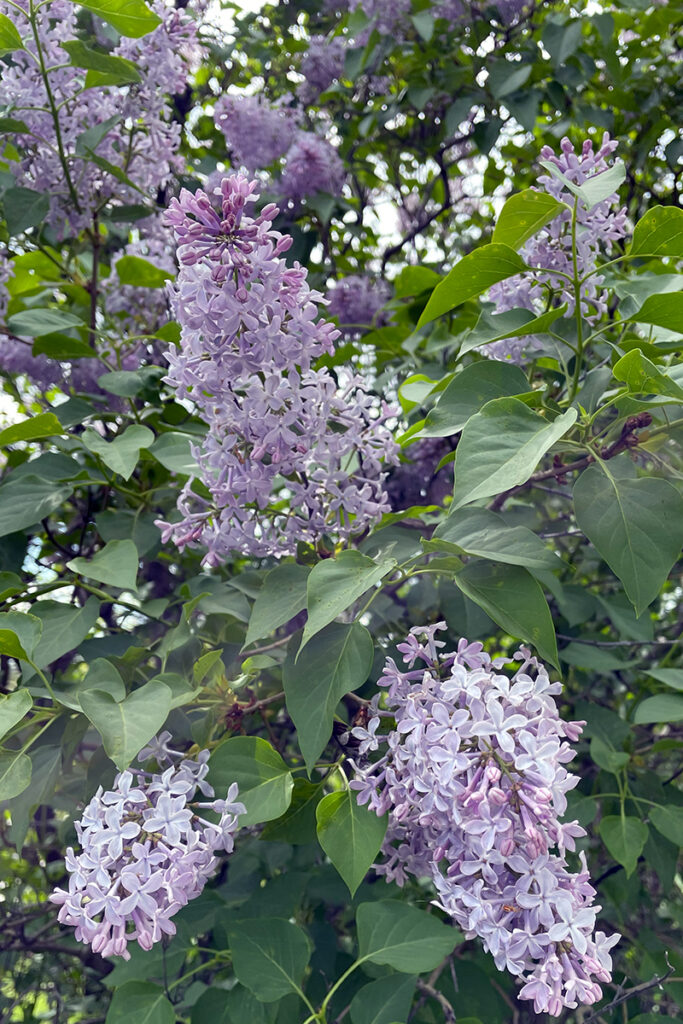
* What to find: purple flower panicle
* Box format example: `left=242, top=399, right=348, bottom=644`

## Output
left=50, top=734, right=245, bottom=960
left=351, top=625, right=619, bottom=1015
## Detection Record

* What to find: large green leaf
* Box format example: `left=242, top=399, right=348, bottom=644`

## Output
left=648, top=805, right=683, bottom=847
left=227, top=918, right=310, bottom=1002
left=0, top=690, right=32, bottom=743
left=149, top=431, right=199, bottom=474
left=316, top=791, right=387, bottom=896
left=3, top=187, right=50, bottom=235
left=260, top=778, right=322, bottom=845
left=81, top=424, right=154, bottom=480
left=60, top=39, right=141, bottom=84
left=629, top=205, right=683, bottom=258
left=68, top=539, right=139, bottom=593
left=0, top=750, right=32, bottom=800
left=573, top=465, right=683, bottom=615
left=284, top=622, right=373, bottom=772
left=0, top=12, right=23, bottom=55
left=645, top=668, right=683, bottom=691
left=418, top=244, right=527, bottom=328
left=356, top=901, right=460, bottom=973
left=0, top=612, right=42, bottom=660
left=7, top=308, right=84, bottom=336
left=421, top=360, right=529, bottom=437
left=208, top=736, right=293, bottom=826
left=53, top=657, right=126, bottom=712
left=28, top=598, right=100, bottom=670
left=0, top=413, right=65, bottom=447
left=459, top=305, right=568, bottom=357
left=633, top=694, right=683, bottom=725
left=243, top=563, right=310, bottom=648
left=0, top=474, right=74, bottom=538
left=452, top=399, right=577, bottom=509
left=301, top=550, right=396, bottom=649
left=105, top=982, right=174, bottom=1024
left=454, top=560, right=558, bottom=667
left=492, top=189, right=565, bottom=249
left=613, top=348, right=683, bottom=399
left=627, top=292, right=683, bottom=333
left=349, top=974, right=417, bottom=1024
left=599, top=815, right=648, bottom=877
left=191, top=987, right=277, bottom=1024
left=115, top=255, right=173, bottom=287
left=66, top=0, right=161, bottom=38
left=433, top=507, right=559, bottom=570
left=80, top=679, right=172, bottom=771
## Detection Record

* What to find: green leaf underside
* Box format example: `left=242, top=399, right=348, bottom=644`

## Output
left=208, top=736, right=293, bottom=826
left=227, top=918, right=311, bottom=1002
left=422, top=360, right=529, bottom=437
left=356, top=900, right=461, bottom=973
left=434, top=507, right=559, bottom=569
left=492, top=189, right=566, bottom=249
left=316, top=791, right=388, bottom=895
left=243, top=563, right=310, bottom=648
left=301, top=550, right=396, bottom=649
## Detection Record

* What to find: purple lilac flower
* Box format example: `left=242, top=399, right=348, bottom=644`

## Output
left=156, top=174, right=398, bottom=562
left=50, top=740, right=245, bottom=960
left=0, top=0, right=204, bottom=236
left=298, top=35, right=346, bottom=105
left=351, top=624, right=619, bottom=1015
left=214, top=93, right=301, bottom=173
left=325, top=275, right=391, bottom=335
left=385, top=437, right=455, bottom=511
left=487, top=134, right=628, bottom=363
left=279, top=133, right=346, bottom=204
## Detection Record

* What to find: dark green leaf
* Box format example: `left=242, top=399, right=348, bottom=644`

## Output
left=149, top=431, right=199, bottom=474
left=301, top=550, right=396, bottom=649
left=645, top=668, right=683, bottom=691
left=357, top=900, right=460, bottom=973
left=0, top=474, right=73, bottom=537
left=434, top=507, right=559, bottom=570
left=260, top=778, right=322, bottom=845
left=3, top=187, right=50, bottom=235
left=0, top=750, right=32, bottom=800
left=97, top=367, right=164, bottom=397
left=67, top=0, right=162, bottom=38
left=422, top=360, right=529, bottom=436
left=459, top=305, right=568, bottom=357
left=29, top=598, right=100, bottom=669
left=0, top=612, right=41, bottom=660
left=349, top=974, right=416, bottom=1024
left=284, top=622, right=373, bottom=772
left=80, top=679, right=172, bottom=771
left=33, top=333, right=96, bottom=359
left=227, top=918, right=310, bottom=1002
left=105, top=982, right=174, bottom=1024
left=633, top=694, right=683, bottom=725
left=60, top=39, right=141, bottom=84
left=492, top=189, right=565, bottom=249
left=648, top=805, right=683, bottom=846
left=590, top=736, right=630, bottom=774
left=418, top=244, right=527, bottom=328
left=599, top=815, right=648, bottom=876
left=243, top=563, right=310, bottom=648
left=68, top=539, right=139, bottom=593
left=317, top=790, right=387, bottom=896
left=7, top=308, right=84, bottom=337
left=74, top=114, right=121, bottom=157
left=208, top=736, right=293, bottom=827
left=0, top=690, right=32, bottom=742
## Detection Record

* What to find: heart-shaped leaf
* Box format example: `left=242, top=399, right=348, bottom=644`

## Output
left=80, top=679, right=172, bottom=770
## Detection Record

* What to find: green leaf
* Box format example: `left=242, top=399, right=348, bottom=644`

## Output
left=115, top=255, right=174, bottom=287
left=590, top=736, right=630, bottom=774
left=0, top=573, right=23, bottom=602
left=575, top=161, right=626, bottom=209
left=452, top=399, right=577, bottom=509
left=648, top=805, right=683, bottom=847
left=0, top=690, right=32, bottom=742
left=0, top=474, right=73, bottom=538
left=349, top=974, right=417, bottom=1024
left=421, top=360, right=529, bottom=438
left=67, top=0, right=162, bottom=38
left=459, top=304, right=568, bottom=357
left=645, top=668, right=683, bottom=691
left=492, top=189, right=566, bottom=249
left=0, top=629, right=28, bottom=660
left=260, top=778, right=322, bottom=845
left=411, top=11, right=434, bottom=41
left=599, top=815, right=648, bottom=876
left=0, top=13, right=24, bottom=56
left=3, top=187, right=50, bottom=235
left=633, top=694, right=683, bottom=725
left=0, top=612, right=42, bottom=660
left=488, top=60, right=532, bottom=99
left=0, top=117, right=30, bottom=133
left=75, top=114, right=121, bottom=158
left=96, top=367, right=164, bottom=397
left=208, top=736, right=293, bottom=827
left=630, top=205, right=683, bottom=258
left=316, top=790, right=387, bottom=896
left=284, top=622, right=373, bottom=772
left=7, top=308, right=84, bottom=337
left=0, top=750, right=32, bottom=801
left=301, top=550, right=396, bottom=649
left=433, top=507, right=559, bottom=570
left=53, top=657, right=126, bottom=712
left=149, top=431, right=199, bottom=474
left=0, top=412, right=65, bottom=447
left=105, top=982, right=174, bottom=1024
left=613, top=348, right=683, bottom=399
left=60, top=39, right=141, bottom=84
left=80, top=679, right=172, bottom=771
left=627, top=292, right=683, bottom=333
left=393, top=266, right=441, bottom=298
left=418, top=244, right=527, bottom=328
left=573, top=465, right=683, bottom=615
left=192, top=988, right=277, bottom=1024
left=29, top=598, right=100, bottom=669
left=81, top=424, right=154, bottom=480
left=454, top=560, right=558, bottom=668
left=243, top=563, right=310, bottom=648
left=357, top=900, right=460, bottom=973
left=33, top=333, right=96, bottom=359
left=227, top=918, right=310, bottom=1002
left=8, top=743, right=62, bottom=849
left=68, top=539, right=139, bottom=593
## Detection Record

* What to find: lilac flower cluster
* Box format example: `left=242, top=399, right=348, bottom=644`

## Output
left=51, top=733, right=244, bottom=960
left=157, top=174, right=397, bottom=562
left=298, top=35, right=346, bottom=105
left=103, top=214, right=175, bottom=333
left=325, top=275, right=391, bottom=335
left=0, top=0, right=203, bottom=236
left=351, top=624, right=619, bottom=1016
left=279, top=133, right=346, bottom=204
left=214, top=94, right=301, bottom=173
left=487, top=134, right=628, bottom=363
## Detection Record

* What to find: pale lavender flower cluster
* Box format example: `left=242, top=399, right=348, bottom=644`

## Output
left=325, top=275, right=391, bottom=335
left=279, top=133, right=346, bottom=205
left=157, top=174, right=397, bottom=562
left=103, top=214, right=175, bottom=333
left=351, top=624, right=619, bottom=1016
left=50, top=733, right=244, bottom=960
left=213, top=93, right=301, bottom=173
left=487, top=134, right=628, bottom=363
left=0, top=0, right=203, bottom=236
left=298, top=35, right=346, bottom=105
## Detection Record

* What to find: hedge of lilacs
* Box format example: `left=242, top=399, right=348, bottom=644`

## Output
left=1, top=2, right=682, bottom=1024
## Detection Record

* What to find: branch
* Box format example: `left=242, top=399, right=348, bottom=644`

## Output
left=414, top=979, right=457, bottom=1022
left=582, top=955, right=674, bottom=1024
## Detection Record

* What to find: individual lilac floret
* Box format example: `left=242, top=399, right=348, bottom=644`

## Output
left=157, top=174, right=398, bottom=562
left=325, top=275, right=391, bottom=335
left=350, top=624, right=619, bottom=1016
left=298, top=35, right=346, bottom=105
left=50, top=739, right=245, bottom=960
left=486, top=133, right=628, bottom=364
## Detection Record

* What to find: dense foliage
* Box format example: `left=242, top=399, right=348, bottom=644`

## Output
left=0, top=1, right=682, bottom=1022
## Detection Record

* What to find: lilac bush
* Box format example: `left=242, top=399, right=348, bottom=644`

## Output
left=50, top=735, right=245, bottom=960
left=351, top=624, right=620, bottom=1015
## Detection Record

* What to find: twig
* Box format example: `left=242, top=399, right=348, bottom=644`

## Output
left=582, top=954, right=674, bottom=1024
left=414, top=979, right=457, bottom=1022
